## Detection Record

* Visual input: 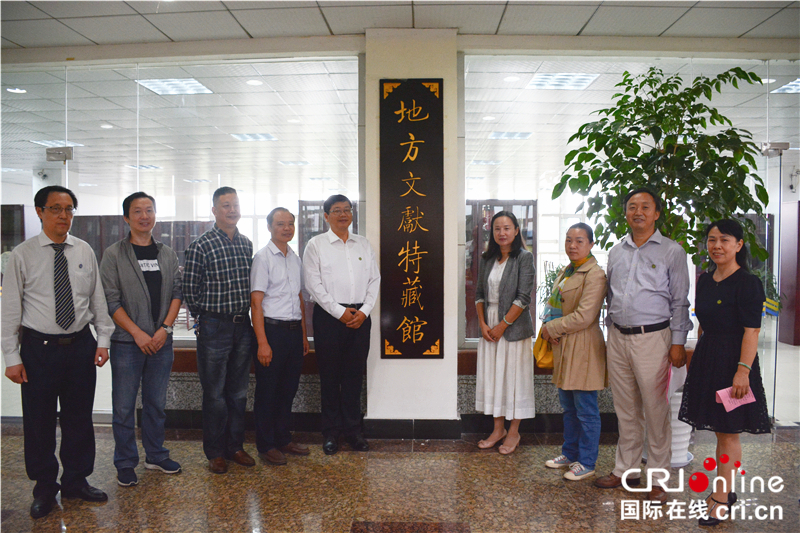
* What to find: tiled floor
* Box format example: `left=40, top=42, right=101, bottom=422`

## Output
left=1, top=425, right=797, bottom=532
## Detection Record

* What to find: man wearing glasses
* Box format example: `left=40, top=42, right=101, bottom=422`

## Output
left=2, top=185, right=115, bottom=519
left=303, top=195, right=380, bottom=455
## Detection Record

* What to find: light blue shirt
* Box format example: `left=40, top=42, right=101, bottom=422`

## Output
left=606, top=229, right=692, bottom=345
left=251, top=240, right=303, bottom=321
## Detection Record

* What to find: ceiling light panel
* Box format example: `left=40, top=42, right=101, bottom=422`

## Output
left=29, top=140, right=83, bottom=147
left=136, top=78, right=213, bottom=95
left=526, top=73, right=599, bottom=91
left=489, top=132, right=533, bottom=140
left=772, top=79, right=800, bottom=94
left=231, top=133, right=278, bottom=142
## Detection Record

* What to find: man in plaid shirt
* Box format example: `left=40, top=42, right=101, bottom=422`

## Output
left=183, top=186, right=256, bottom=474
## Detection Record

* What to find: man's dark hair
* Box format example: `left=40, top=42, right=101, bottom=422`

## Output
left=267, top=207, right=295, bottom=226
left=213, top=186, right=238, bottom=205
left=623, top=187, right=662, bottom=212
left=323, top=194, right=352, bottom=214
left=122, top=191, right=156, bottom=218
left=34, top=185, right=77, bottom=210
left=569, top=222, right=594, bottom=243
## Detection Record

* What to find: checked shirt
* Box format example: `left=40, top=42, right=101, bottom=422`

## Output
left=183, top=225, right=253, bottom=317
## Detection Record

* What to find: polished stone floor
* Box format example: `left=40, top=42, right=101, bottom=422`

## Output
left=1, top=424, right=797, bottom=532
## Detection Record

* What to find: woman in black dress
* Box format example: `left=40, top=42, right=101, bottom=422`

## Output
left=678, top=219, right=770, bottom=526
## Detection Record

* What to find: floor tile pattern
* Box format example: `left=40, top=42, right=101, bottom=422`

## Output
left=1, top=425, right=797, bottom=532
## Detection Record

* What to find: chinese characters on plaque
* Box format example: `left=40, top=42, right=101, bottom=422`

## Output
left=380, top=79, right=444, bottom=359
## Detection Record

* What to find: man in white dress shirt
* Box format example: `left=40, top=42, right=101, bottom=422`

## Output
left=2, top=185, right=115, bottom=519
left=250, top=207, right=310, bottom=465
left=303, top=195, right=380, bottom=455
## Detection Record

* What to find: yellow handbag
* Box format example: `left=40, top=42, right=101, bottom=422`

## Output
left=533, top=326, right=553, bottom=369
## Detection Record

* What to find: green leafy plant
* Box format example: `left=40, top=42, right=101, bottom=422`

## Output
left=537, top=261, right=565, bottom=306
left=552, top=67, right=769, bottom=265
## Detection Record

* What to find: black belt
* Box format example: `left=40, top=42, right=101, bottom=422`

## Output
left=22, top=325, right=90, bottom=345
left=338, top=303, right=364, bottom=310
left=263, top=317, right=302, bottom=330
left=613, top=320, right=671, bottom=335
left=202, top=311, right=248, bottom=323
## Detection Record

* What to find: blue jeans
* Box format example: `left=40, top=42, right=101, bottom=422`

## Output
left=558, top=388, right=601, bottom=470
left=111, top=339, right=174, bottom=470
left=196, top=316, right=254, bottom=460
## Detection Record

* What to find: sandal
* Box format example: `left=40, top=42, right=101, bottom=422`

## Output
left=477, top=429, right=507, bottom=449
left=498, top=434, right=520, bottom=455
left=699, top=492, right=737, bottom=527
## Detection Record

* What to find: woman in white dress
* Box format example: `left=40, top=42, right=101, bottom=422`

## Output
left=475, top=211, right=536, bottom=454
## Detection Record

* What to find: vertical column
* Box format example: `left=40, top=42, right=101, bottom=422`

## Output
left=364, top=29, right=459, bottom=421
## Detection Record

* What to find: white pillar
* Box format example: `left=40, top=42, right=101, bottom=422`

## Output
left=364, top=29, right=460, bottom=421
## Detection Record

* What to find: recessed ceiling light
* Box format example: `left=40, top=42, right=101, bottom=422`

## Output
left=309, top=177, right=332, bottom=181
left=482, top=116, right=496, bottom=121
left=101, top=124, right=114, bottom=129
left=279, top=161, right=310, bottom=166
left=2, top=167, right=26, bottom=172
left=504, top=76, right=520, bottom=82
left=489, top=131, right=532, bottom=140
left=761, top=78, right=776, bottom=84
left=183, top=178, right=211, bottom=183
left=467, top=176, right=484, bottom=180
left=231, top=133, right=277, bottom=141
left=125, top=165, right=162, bottom=170
left=771, top=78, right=800, bottom=94
left=246, top=80, right=264, bottom=86
left=526, top=73, right=599, bottom=91
left=30, top=140, right=83, bottom=147
left=287, top=118, right=301, bottom=123
left=136, top=78, right=212, bottom=95
left=78, top=183, right=98, bottom=187
left=471, top=160, right=503, bottom=165
left=6, top=87, right=27, bottom=94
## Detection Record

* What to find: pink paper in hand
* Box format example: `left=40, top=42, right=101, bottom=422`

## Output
left=715, top=386, right=756, bottom=412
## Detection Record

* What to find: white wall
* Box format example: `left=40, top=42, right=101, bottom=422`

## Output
left=364, top=29, right=460, bottom=420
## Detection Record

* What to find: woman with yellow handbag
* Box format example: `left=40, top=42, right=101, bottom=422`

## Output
left=540, top=223, right=608, bottom=481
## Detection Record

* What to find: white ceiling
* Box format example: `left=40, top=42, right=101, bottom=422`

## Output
left=1, top=1, right=799, bottom=205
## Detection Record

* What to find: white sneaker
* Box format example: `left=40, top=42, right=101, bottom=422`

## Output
left=545, top=454, right=572, bottom=469
left=564, top=462, right=595, bottom=481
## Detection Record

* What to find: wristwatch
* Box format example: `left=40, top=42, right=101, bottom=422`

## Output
left=161, top=323, right=174, bottom=335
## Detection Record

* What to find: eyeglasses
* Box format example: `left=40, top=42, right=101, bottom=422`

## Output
left=330, top=208, right=352, bottom=216
left=41, top=205, right=76, bottom=215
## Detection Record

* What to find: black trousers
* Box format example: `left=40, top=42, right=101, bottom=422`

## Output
left=253, top=321, right=304, bottom=453
left=20, top=327, right=97, bottom=499
left=312, top=305, right=370, bottom=438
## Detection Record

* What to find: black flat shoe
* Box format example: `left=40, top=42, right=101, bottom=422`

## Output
left=699, top=492, right=737, bottom=526
left=346, top=434, right=369, bottom=452
left=30, top=496, right=57, bottom=519
left=323, top=435, right=339, bottom=455
left=61, top=485, right=108, bottom=502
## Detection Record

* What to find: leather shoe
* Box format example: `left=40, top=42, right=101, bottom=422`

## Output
left=61, top=485, right=108, bottom=502
left=259, top=448, right=287, bottom=465
left=280, top=442, right=310, bottom=456
left=323, top=435, right=339, bottom=455
left=208, top=457, right=227, bottom=474
left=594, top=473, right=640, bottom=489
left=648, top=487, right=668, bottom=505
left=30, top=496, right=57, bottom=519
left=228, top=450, right=255, bottom=467
left=345, top=434, right=369, bottom=452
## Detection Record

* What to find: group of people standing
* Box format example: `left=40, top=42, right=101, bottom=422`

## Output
left=474, top=188, right=771, bottom=526
left=2, top=185, right=378, bottom=520
left=2, top=183, right=772, bottom=526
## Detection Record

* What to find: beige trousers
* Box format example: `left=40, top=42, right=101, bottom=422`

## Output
left=607, top=326, right=672, bottom=480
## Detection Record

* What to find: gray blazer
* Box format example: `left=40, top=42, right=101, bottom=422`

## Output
left=100, top=235, right=182, bottom=343
left=475, top=248, right=535, bottom=342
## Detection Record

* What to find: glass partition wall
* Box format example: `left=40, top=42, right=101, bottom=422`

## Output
left=1, top=57, right=360, bottom=341
left=463, top=56, right=800, bottom=422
